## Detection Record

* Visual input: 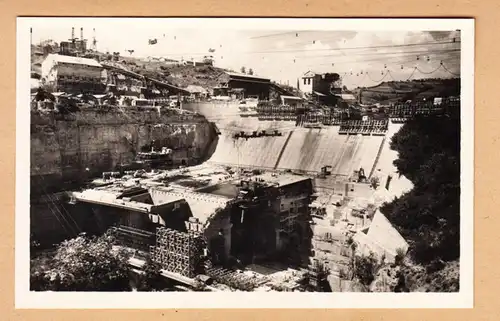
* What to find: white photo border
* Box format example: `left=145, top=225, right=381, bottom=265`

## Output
left=15, top=17, right=474, bottom=309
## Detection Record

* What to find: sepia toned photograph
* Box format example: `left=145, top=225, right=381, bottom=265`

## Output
left=16, top=17, right=474, bottom=308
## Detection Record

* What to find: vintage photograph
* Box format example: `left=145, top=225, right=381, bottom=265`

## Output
left=18, top=17, right=473, bottom=307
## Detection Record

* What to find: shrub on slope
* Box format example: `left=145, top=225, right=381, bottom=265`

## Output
left=380, top=109, right=460, bottom=265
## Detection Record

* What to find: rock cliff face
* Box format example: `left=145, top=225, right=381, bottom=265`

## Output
left=30, top=108, right=218, bottom=194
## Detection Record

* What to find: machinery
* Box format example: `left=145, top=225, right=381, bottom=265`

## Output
left=133, top=146, right=174, bottom=169
left=319, top=165, right=332, bottom=178
left=233, top=130, right=283, bottom=139
left=357, top=167, right=367, bottom=183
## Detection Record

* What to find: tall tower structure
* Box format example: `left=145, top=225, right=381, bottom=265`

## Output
left=91, top=28, right=97, bottom=51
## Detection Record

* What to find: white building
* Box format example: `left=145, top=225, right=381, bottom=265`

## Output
left=300, top=70, right=343, bottom=98
left=300, top=71, right=316, bottom=94
left=41, top=54, right=104, bottom=93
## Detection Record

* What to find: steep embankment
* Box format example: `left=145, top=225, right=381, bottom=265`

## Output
left=353, top=78, right=460, bottom=105
left=370, top=121, right=414, bottom=197
left=30, top=108, right=218, bottom=194
left=379, top=111, right=461, bottom=292
left=185, top=102, right=385, bottom=176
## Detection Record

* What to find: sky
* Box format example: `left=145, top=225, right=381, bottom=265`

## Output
left=29, top=19, right=461, bottom=89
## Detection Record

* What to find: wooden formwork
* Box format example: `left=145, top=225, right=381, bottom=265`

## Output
left=338, top=119, right=389, bottom=135
left=109, top=225, right=156, bottom=253
left=205, top=267, right=262, bottom=291
left=389, top=98, right=460, bottom=118
left=151, top=227, right=204, bottom=278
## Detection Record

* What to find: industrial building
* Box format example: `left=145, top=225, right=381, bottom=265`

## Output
left=301, top=71, right=342, bottom=95
left=41, top=54, right=105, bottom=94
left=68, top=168, right=314, bottom=278
left=214, top=72, right=272, bottom=100
left=103, top=70, right=145, bottom=96
left=58, top=27, right=90, bottom=56
left=300, top=71, right=343, bottom=105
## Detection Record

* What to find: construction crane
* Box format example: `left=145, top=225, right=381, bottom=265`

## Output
left=320, top=165, right=332, bottom=177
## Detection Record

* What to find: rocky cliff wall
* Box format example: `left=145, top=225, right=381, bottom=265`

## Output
left=30, top=108, right=218, bottom=194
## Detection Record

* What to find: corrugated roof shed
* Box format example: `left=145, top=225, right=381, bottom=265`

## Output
left=186, top=85, right=208, bottom=94
left=72, top=188, right=154, bottom=213
left=46, top=53, right=102, bottom=68
left=225, top=71, right=270, bottom=81
left=281, top=95, right=303, bottom=101
left=150, top=189, right=231, bottom=224
left=251, top=172, right=310, bottom=188
left=337, top=93, right=357, bottom=101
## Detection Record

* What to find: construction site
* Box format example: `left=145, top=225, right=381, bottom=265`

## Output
left=29, top=26, right=462, bottom=292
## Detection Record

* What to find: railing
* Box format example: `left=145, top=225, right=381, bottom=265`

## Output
left=389, top=98, right=460, bottom=118
left=338, top=119, right=389, bottom=135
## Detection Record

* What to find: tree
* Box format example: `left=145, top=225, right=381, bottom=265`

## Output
left=248, top=68, right=254, bottom=75
left=353, top=253, right=378, bottom=288
left=370, top=176, right=380, bottom=189
left=30, top=233, right=132, bottom=291
left=136, top=258, right=168, bottom=291
left=240, top=66, right=246, bottom=74
left=380, top=111, right=460, bottom=265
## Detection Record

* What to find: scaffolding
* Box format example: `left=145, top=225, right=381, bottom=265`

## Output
left=150, top=227, right=205, bottom=278
left=278, top=211, right=299, bottom=234
left=389, top=97, right=460, bottom=119
left=109, top=225, right=155, bottom=253
left=205, top=266, right=263, bottom=291
left=338, top=119, right=388, bottom=135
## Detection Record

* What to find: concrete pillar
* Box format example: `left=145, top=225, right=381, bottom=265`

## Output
left=222, top=222, right=233, bottom=259
left=275, top=226, right=283, bottom=251
left=385, top=175, right=393, bottom=190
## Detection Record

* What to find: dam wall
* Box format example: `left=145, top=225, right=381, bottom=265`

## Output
left=30, top=108, right=218, bottom=194
left=185, top=102, right=385, bottom=177
left=276, top=129, right=384, bottom=175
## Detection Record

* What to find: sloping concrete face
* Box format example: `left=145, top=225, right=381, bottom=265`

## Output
left=185, top=102, right=385, bottom=176
left=353, top=210, right=409, bottom=262
left=208, top=133, right=290, bottom=168
left=366, top=210, right=409, bottom=256
left=276, top=129, right=384, bottom=175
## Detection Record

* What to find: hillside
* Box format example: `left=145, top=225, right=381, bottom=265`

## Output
left=30, top=44, right=228, bottom=91
left=352, top=78, right=460, bottom=105
left=379, top=109, right=461, bottom=291
left=105, top=54, right=228, bottom=89
left=31, top=43, right=460, bottom=102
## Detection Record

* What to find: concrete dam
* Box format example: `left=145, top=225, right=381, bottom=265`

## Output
left=185, top=102, right=386, bottom=177
left=30, top=102, right=388, bottom=247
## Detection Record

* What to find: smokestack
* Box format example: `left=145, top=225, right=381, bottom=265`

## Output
left=71, top=27, right=75, bottom=42
left=80, top=27, right=84, bottom=41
